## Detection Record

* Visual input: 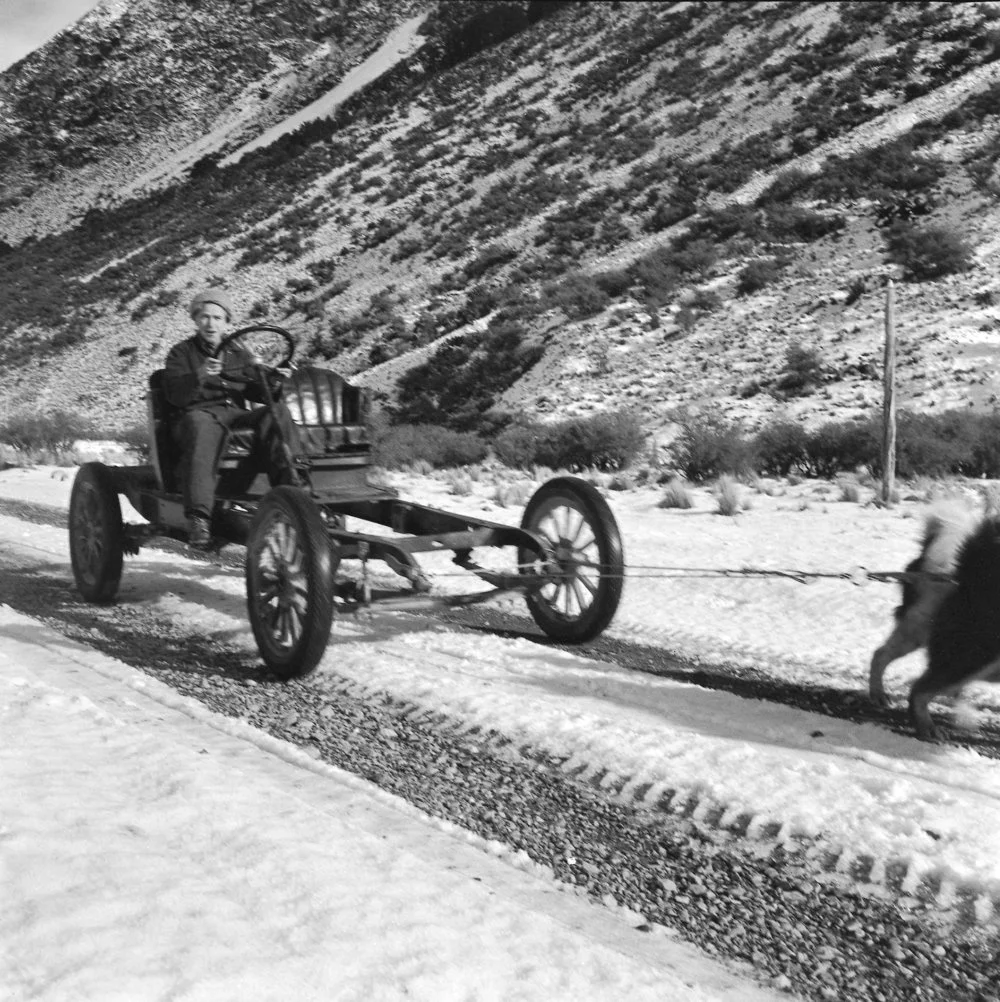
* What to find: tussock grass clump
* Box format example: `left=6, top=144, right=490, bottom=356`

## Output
left=838, top=479, right=862, bottom=503
left=978, top=483, right=1000, bottom=516
left=493, top=480, right=534, bottom=508
left=446, top=470, right=475, bottom=495
left=714, top=475, right=742, bottom=516
left=658, top=477, right=693, bottom=509
left=870, top=484, right=901, bottom=508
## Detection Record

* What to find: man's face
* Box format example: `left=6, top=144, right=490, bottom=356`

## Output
left=194, top=303, right=230, bottom=350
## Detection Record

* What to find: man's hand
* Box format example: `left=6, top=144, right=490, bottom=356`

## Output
left=198, top=357, right=222, bottom=382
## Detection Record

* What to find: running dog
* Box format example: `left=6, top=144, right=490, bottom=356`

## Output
left=911, top=515, right=1000, bottom=741
left=869, top=503, right=978, bottom=711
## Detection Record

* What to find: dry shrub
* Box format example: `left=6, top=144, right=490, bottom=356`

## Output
left=495, top=411, right=645, bottom=473
left=885, top=221, right=973, bottom=280
left=0, top=408, right=96, bottom=465
left=373, top=423, right=489, bottom=470
left=672, top=413, right=755, bottom=482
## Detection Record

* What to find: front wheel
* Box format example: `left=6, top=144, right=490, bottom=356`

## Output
left=246, top=486, right=337, bottom=679
left=518, top=477, right=624, bottom=643
left=69, top=462, right=125, bottom=604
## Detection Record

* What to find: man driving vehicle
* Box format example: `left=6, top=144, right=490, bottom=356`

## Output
left=163, top=288, right=303, bottom=550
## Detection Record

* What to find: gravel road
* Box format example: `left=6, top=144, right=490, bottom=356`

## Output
left=3, top=495, right=999, bottom=1001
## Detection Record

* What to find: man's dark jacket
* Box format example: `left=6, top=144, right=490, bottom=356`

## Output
left=163, top=336, right=274, bottom=413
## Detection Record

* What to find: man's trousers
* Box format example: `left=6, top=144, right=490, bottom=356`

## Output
left=175, top=403, right=302, bottom=519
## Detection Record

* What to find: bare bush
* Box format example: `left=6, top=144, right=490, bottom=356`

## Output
left=884, top=221, right=974, bottom=280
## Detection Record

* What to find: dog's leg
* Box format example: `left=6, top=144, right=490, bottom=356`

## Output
left=869, top=627, right=923, bottom=707
left=868, top=592, right=943, bottom=707
left=908, top=659, right=970, bottom=742
left=908, top=672, right=943, bottom=741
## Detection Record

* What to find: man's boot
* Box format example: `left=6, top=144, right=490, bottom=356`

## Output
left=188, top=514, right=212, bottom=550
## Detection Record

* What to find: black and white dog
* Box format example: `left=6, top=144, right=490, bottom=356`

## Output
left=913, top=515, right=1000, bottom=740
left=869, top=503, right=1000, bottom=740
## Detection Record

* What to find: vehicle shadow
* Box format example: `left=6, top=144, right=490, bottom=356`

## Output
left=0, top=551, right=439, bottom=681
left=449, top=614, right=1000, bottom=761
left=3, top=552, right=996, bottom=763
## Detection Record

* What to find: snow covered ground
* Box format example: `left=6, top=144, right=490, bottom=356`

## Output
left=2, top=462, right=1000, bottom=999
left=1, top=604, right=775, bottom=1002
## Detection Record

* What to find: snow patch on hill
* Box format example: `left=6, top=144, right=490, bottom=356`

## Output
left=223, top=12, right=428, bottom=168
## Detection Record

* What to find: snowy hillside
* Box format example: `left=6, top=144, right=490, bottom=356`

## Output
left=2, top=1, right=1000, bottom=438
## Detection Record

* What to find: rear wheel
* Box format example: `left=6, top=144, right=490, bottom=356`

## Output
left=246, top=486, right=336, bottom=678
left=69, top=462, right=125, bottom=604
left=519, top=477, right=624, bottom=643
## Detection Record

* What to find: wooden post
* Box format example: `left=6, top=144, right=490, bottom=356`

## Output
left=881, top=280, right=897, bottom=507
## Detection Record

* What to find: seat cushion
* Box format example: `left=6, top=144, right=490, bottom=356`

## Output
left=283, top=365, right=370, bottom=455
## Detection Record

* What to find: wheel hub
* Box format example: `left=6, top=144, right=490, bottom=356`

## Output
left=553, top=539, right=578, bottom=574
left=275, top=566, right=296, bottom=606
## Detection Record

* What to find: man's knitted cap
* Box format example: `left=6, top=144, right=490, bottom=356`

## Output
left=189, top=288, right=234, bottom=320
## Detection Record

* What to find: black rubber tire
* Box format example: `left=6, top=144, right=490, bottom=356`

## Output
left=69, top=462, right=125, bottom=604
left=245, top=486, right=336, bottom=679
left=518, top=476, right=624, bottom=643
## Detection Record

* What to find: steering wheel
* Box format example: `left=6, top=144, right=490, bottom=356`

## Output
left=215, top=324, right=296, bottom=369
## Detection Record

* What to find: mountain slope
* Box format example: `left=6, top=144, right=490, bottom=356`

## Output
left=1, top=0, right=1000, bottom=438
left=0, top=0, right=425, bottom=239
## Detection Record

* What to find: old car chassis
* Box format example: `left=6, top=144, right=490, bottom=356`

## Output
left=69, top=325, right=625, bottom=679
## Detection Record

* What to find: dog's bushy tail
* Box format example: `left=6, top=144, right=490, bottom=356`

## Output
left=918, top=502, right=980, bottom=575
left=895, top=502, right=977, bottom=616
left=951, top=515, right=1000, bottom=610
